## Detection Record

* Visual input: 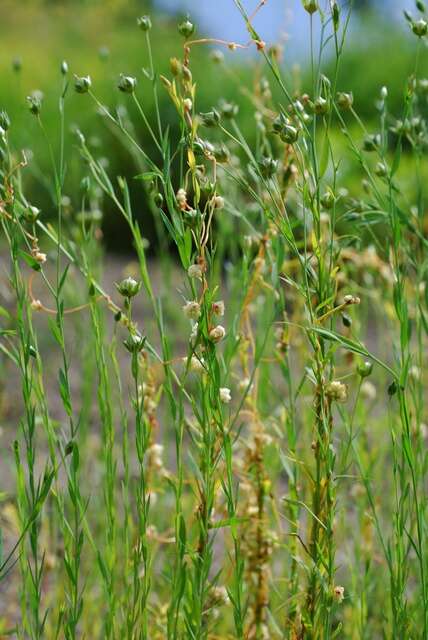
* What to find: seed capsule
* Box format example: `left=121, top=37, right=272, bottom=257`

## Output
left=27, top=93, right=43, bottom=116
left=357, top=360, right=373, bottom=378
left=23, top=205, right=41, bottom=223
left=199, top=110, right=221, bottom=128
left=123, top=334, right=146, bottom=353
left=115, top=276, right=141, bottom=298
left=412, top=18, right=428, bottom=36
left=117, top=74, right=137, bottom=94
left=313, top=96, right=329, bottom=115
left=375, top=162, right=388, bottom=177
left=280, top=124, right=299, bottom=144
left=178, top=18, right=195, bottom=38
left=303, top=0, right=318, bottom=14
left=272, top=113, right=287, bottom=134
left=74, top=75, right=92, bottom=94
left=363, top=134, right=381, bottom=152
left=137, top=15, right=152, bottom=31
left=336, top=91, right=353, bottom=110
left=259, top=157, right=278, bottom=179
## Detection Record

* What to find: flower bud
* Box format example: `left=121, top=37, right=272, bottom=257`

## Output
left=388, top=380, right=398, bottom=396
left=313, top=96, right=329, bottom=115
left=219, top=100, right=239, bottom=119
left=341, top=313, right=352, bottom=328
left=412, top=18, right=428, bottom=36
left=213, top=143, right=230, bottom=163
left=259, top=156, right=278, bottom=179
left=178, top=18, right=195, bottom=38
left=336, top=92, right=353, bottom=110
left=117, top=74, right=137, bottom=94
left=272, top=113, right=287, bottom=134
left=74, top=75, right=92, bottom=94
left=27, top=93, right=43, bottom=116
left=137, top=15, right=152, bottom=31
left=123, top=333, right=145, bottom=353
left=303, top=0, right=318, bottom=14
left=199, top=110, right=220, bottom=128
left=154, top=193, right=164, bottom=207
left=331, top=1, right=340, bottom=29
left=280, top=124, right=299, bottom=144
left=115, top=276, right=141, bottom=298
left=61, top=60, right=69, bottom=76
left=375, top=162, right=388, bottom=177
left=416, top=0, right=426, bottom=11
left=23, top=205, right=41, bottom=223
left=362, top=133, right=381, bottom=152
left=357, top=360, right=373, bottom=378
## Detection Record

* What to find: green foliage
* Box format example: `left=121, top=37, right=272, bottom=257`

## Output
left=1, top=1, right=428, bottom=638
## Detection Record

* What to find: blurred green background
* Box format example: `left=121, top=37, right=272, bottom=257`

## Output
left=1, top=0, right=425, bottom=250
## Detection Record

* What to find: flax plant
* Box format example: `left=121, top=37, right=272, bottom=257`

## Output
left=1, top=2, right=428, bottom=639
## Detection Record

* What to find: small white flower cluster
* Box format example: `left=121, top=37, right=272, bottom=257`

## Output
left=326, top=380, right=348, bottom=403
left=343, top=294, right=360, bottom=306
left=188, top=263, right=203, bottom=279
left=182, top=300, right=201, bottom=320
left=333, top=585, right=345, bottom=603
left=209, top=325, right=226, bottom=343
left=176, top=188, right=187, bottom=210
left=147, top=443, right=164, bottom=471
left=219, top=387, right=231, bottom=404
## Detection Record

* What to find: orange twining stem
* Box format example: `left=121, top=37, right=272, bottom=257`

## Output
left=28, top=272, right=110, bottom=316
